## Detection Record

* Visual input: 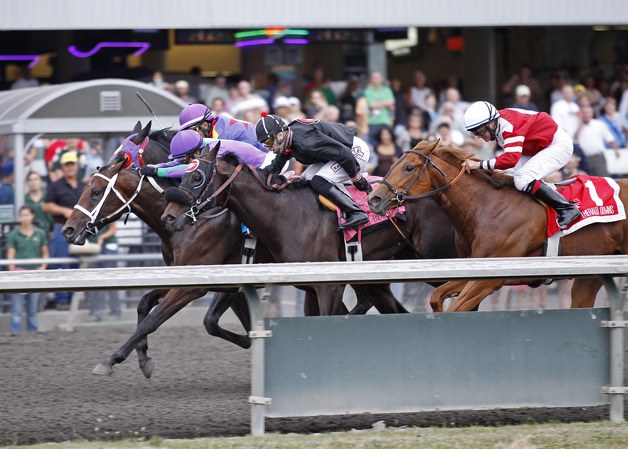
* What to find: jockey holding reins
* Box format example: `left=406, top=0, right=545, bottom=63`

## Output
left=462, top=101, right=581, bottom=229
left=255, top=114, right=371, bottom=230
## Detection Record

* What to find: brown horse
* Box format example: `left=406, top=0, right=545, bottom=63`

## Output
left=367, top=140, right=628, bottom=312
left=160, top=146, right=458, bottom=314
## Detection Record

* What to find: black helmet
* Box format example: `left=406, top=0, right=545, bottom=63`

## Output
left=255, top=113, right=287, bottom=143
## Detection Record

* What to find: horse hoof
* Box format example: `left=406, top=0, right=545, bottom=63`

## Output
left=92, top=363, right=113, bottom=376
left=141, top=358, right=155, bottom=379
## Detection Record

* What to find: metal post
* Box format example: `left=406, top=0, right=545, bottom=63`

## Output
left=601, top=276, right=625, bottom=422
left=241, top=284, right=271, bottom=436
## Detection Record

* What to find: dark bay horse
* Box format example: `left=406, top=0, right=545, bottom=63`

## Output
left=367, top=139, right=628, bottom=312
left=61, top=122, right=360, bottom=377
left=160, top=146, right=458, bottom=313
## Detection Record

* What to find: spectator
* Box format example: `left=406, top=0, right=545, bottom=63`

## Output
left=42, top=151, right=84, bottom=310
left=83, top=140, right=105, bottom=182
left=372, top=126, right=403, bottom=177
left=302, top=66, right=336, bottom=106
left=0, top=162, right=15, bottom=207
left=390, top=78, right=408, bottom=128
left=211, top=97, right=229, bottom=117
left=547, top=70, right=567, bottom=106
left=7, top=205, right=48, bottom=335
left=435, top=120, right=464, bottom=147
left=561, top=154, right=586, bottom=179
left=582, top=73, right=604, bottom=113
left=509, top=85, right=540, bottom=111
left=363, top=71, right=395, bottom=146
left=599, top=97, right=627, bottom=148
left=406, top=111, right=427, bottom=149
left=338, top=78, right=361, bottom=124
left=204, top=73, right=229, bottom=107
left=574, top=84, right=590, bottom=107
left=148, top=70, right=172, bottom=92
left=273, top=96, right=292, bottom=124
left=10, top=67, right=39, bottom=90
left=550, top=84, right=581, bottom=140
left=501, top=64, right=543, bottom=107
left=437, top=88, right=468, bottom=133
left=230, top=80, right=269, bottom=122
left=422, top=92, right=440, bottom=131
left=86, top=223, right=121, bottom=322
left=406, top=70, right=431, bottom=113
left=174, top=80, right=199, bottom=104
left=321, top=105, right=340, bottom=122
left=24, top=171, right=52, bottom=234
left=45, top=138, right=88, bottom=183
left=574, top=105, right=620, bottom=177
left=304, top=90, right=330, bottom=120
left=287, top=96, right=305, bottom=121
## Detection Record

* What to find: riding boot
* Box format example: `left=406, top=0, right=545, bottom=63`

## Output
left=310, top=175, right=369, bottom=230
left=529, top=180, right=581, bottom=229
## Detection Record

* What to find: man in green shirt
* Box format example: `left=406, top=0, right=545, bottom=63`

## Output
left=7, top=205, right=48, bottom=334
left=363, top=71, right=396, bottom=146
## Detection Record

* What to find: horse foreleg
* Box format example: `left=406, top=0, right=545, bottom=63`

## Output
left=430, top=281, right=467, bottom=312
left=352, top=283, right=408, bottom=314
left=315, top=284, right=349, bottom=315
left=203, top=291, right=252, bottom=349
left=93, top=287, right=207, bottom=378
left=571, top=278, right=603, bottom=308
left=447, top=280, right=507, bottom=312
left=303, top=288, right=320, bottom=316
left=134, top=289, right=166, bottom=374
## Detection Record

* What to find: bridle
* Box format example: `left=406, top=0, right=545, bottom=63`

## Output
left=379, top=148, right=466, bottom=205
left=74, top=169, right=164, bottom=235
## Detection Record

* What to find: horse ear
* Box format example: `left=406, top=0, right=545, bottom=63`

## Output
left=206, top=140, right=220, bottom=161
left=132, top=121, right=142, bottom=134
left=425, top=139, right=440, bottom=154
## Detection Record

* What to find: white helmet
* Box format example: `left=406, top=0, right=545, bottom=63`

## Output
left=463, top=101, right=500, bottom=131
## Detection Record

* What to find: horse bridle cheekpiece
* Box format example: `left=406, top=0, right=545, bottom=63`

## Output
left=380, top=149, right=457, bottom=205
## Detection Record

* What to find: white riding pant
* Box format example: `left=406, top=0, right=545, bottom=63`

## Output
left=512, top=127, right=573, bottom=191
left=301, top=137, right=370, bottom=183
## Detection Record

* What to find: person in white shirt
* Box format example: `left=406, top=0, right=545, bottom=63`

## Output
left=574, top=105, right=620, bottom=177
left=550, top=84, right=581, bottom=139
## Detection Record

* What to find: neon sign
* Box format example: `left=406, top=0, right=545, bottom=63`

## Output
left=67, top=42, right=151, bottom=58
left=0, top=55, right=41, bottom=68
left=234, top=29, right=309, bottom=47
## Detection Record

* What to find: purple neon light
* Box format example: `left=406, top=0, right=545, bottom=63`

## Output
left=283, top=39, right=308, bottom=45
left=0, top=55, right=41, bottom=68
left=235, top=39, right=274, bottom=48
left=68, top=42, right=151, bottom=58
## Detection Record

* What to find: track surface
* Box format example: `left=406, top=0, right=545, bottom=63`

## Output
left=0, top=325, right=625, bottom=445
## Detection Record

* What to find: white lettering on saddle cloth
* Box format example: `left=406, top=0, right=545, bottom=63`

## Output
left=546, top=174, right=626, bottom=237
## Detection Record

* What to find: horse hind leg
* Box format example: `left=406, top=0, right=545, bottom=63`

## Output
left=203, top=291, right=252, bottom=349
left=133, top=289, right=166, bottom=375
left=571, top=278, right=603, bottom=308
left=352, top=283, right=408, bottom=314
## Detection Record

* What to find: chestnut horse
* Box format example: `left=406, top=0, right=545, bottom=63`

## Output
left=160, top=146, right=458, bottom=312
left=367, top=140, right=628, bottom=312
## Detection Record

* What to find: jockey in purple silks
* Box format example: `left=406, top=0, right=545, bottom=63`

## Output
left=138, top=130, right=267, bottom=179
left=179, top=103, right=268, bottom=153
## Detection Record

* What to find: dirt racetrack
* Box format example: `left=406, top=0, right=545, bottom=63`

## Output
left=0, top=324, right=626, bottom=446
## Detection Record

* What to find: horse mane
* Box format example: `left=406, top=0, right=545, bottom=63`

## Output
left=431, top=143, right=476, bottom=165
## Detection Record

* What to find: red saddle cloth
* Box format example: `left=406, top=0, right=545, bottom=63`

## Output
left=338, top=177, right=406, bottom=241
left=546, top=174, right=626, bottom=237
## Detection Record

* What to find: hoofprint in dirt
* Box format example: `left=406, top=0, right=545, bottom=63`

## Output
left=0, top=326, right=625, bottom=446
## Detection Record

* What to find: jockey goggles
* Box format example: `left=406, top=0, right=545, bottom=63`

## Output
left=470, top=125, right=489, bottom=137
left=261, top=136, right=275, bottom=149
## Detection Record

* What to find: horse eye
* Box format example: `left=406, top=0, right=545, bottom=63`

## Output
left=404, top=164, right=414, bottom=173
left=90, top=189, right=102, bottom=198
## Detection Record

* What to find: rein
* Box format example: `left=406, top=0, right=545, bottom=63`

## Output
left=247, top=164, right=291, bottom=191
left=186, top=163, right=243, bottom=216
left=380, top=149, right=466, bottom=205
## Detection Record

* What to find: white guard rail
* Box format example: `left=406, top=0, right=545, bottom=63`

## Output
left=0, top=255, right=625, bottom=433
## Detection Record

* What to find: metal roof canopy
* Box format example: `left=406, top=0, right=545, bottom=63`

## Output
left=0, top=78, right=187, bottom=209
left=0, top=78, right=186, bottom=135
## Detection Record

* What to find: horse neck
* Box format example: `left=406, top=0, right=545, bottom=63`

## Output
left=121, top=173, right=172, bottom=243
left=216, top=166, right=336, bottom=261
left=427, top=156, right=493, bottom=240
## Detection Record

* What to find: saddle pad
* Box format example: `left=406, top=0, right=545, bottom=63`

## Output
left=338, top=177, right=406, bottom=241
left=546, top=174, right=625, bottom=237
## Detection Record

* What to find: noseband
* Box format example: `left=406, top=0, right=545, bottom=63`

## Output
left=74, top=170, right=163, bottom=234
left=380, top=149, right=465, bottom=205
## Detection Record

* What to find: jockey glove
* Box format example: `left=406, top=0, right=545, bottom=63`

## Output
left=269, top=174, right=287, bottom=190
left=139, top=165, right=158, bottom=176
left=352, top=176, right=372, bottom=193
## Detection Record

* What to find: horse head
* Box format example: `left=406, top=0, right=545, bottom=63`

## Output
left=368, top=139, right=445, bottom=215
left=161, top=142, right=221, bottom=232
left=62, top=151, right=134, bottom=244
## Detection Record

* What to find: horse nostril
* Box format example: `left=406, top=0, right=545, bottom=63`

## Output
left=370, top=196, right=382, bottom=206
left=62, top=226, right=74, bottom=236
left=163, top=214, right=174, bottom=223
